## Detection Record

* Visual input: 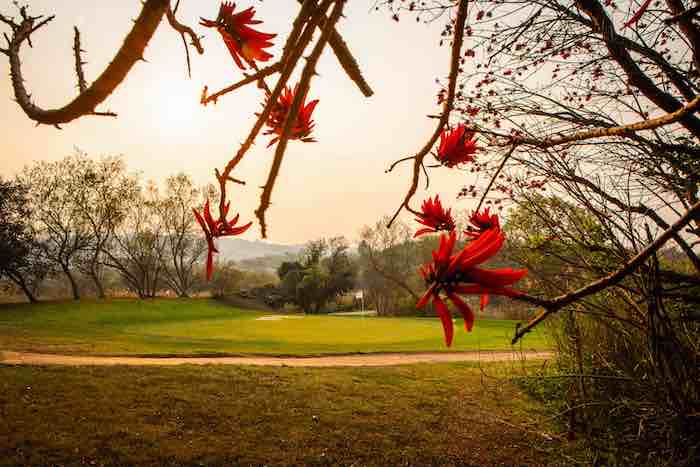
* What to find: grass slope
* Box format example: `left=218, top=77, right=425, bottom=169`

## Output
left=0, top=363, right=560, bottom=466
left=0, top=299, right=550, bottom=356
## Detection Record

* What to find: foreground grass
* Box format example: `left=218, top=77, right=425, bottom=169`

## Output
left=0, top=299, right=550, bottom=356
left=0, top=362, right=561, bottom=466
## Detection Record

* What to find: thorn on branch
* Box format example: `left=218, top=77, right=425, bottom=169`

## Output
left=73, top=26, right=87, bottom=93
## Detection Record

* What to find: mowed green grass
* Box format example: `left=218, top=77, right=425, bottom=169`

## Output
left=0, top=299, right=550, bottom=356
left=0, top=363, right=559, bottom=466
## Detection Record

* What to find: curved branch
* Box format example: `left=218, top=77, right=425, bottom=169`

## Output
left=2, top=0, right=168, bottom=126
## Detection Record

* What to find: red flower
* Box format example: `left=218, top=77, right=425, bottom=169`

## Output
left=464, top=207, right=500, bottom=238
left=416, top=229, right=527, bottom=346
left=200, top=2, right=276, bottom=70
left=414, top=195, right=456, bottom=238
left=193, top=199, right=252, bottom=280
left=263, top=85, right=319, bottom=147
left=623, top=0, right=652, bottom=28
left=435, top=124, right=479, bottom=168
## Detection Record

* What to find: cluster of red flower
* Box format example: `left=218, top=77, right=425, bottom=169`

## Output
left=414, top=125, right=527, bottom=346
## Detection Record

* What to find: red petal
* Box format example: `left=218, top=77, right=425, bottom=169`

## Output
left=203, top=200, right=217, bottom=232
left=416, top=285, right=435, bottom=309
left=221, top=33, right=247, bottom=70
left=193, top=208, right=209, bottom=235
left=433, top=295, right=454, bottom=347
left=467, top=267, right=528, bottom=287
left=413, top=227, right=435, bottom=238
left=223, top=221, right=253, bottom=236
left=447, top=292, right=475, bottom=332
left=480, top=294, right=490, bottom=311
left=206, top=249, right=214, bottom=281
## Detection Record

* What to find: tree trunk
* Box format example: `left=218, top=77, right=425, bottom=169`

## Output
left=62, top=264, right=80, bottom=300
left=90, top=251, right=106, bottom=299
left=10, top=274, right=38, bottom=303
left=91, top=271, right=106, bottom=299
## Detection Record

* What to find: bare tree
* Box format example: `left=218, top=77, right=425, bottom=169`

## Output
left=358, top=217, right=422, bottom=314
left=102, top=181, right=165, bottom=298
left=157, top=173, right=207, bottom=297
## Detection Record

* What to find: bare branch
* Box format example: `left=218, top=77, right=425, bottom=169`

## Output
left=303, top=0, right=374, bottom=97
left=201, top=62, right=283, bottom=105
left=575, top=0, right=700, bottom=138
left=214, top=0, right=330, bottom=225
left=475, top=144, right=516, bottom=213
left=387, top=0, right=470, bottom=227
left=510, top=95, right=700, bottom=150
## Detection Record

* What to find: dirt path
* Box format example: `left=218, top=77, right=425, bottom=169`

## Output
left=1, top=350, right=553, bottom=367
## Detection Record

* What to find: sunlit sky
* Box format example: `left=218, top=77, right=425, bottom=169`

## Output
left=1, top=1, right=477, bottom=244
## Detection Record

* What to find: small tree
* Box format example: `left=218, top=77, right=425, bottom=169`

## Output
left=0, top=177, right=51, bottom=302
left=102, top=182, right=165, bottom=298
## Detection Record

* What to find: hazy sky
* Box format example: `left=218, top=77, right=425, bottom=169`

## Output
left=1, top=1, right=477, bottom=244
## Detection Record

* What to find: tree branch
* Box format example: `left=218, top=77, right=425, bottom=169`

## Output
left=387, top=0, right=470, bottom=227
left=512, top=200, right=700, bottom=344
left=509, top=95, right=700, bottom=149
left=575, top=0, right=700, bottom=138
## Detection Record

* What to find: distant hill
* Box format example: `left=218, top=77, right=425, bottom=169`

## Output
left=217, top=238, right=304, bottom=263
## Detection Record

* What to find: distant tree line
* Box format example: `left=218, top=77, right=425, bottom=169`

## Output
left=0, top=152, right=272, bottom=302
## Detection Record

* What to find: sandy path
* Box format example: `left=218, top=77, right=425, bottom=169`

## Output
left=1, top=350, right=553, bottom=367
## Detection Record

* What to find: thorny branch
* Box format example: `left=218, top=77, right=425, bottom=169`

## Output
left=213, top=0, right=334, bottom=229
left=0, top=0, right=169, bottom=126
left=72, top=26, right=87, bottom=93
left=386, top=0, right=470, bottom=227
left=201, top=0, right=373, bottom=106
left=256, top=0, right=346, bottom=237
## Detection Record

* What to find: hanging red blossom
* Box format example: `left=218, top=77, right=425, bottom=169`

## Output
left=193, top=199, right=252, bottom=280
left=464, top=207, right=500, bottom=238
left=416, top=229, right=527, bottom=346
left=414, top=195, right=456, bottom=238
left=200, top=2, right=276, bottom=70
left=263, top=85, right=319, bottom=147
left=623, top=0, right=652, bottom=28
left=435, top=124, right=479, bottom=168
